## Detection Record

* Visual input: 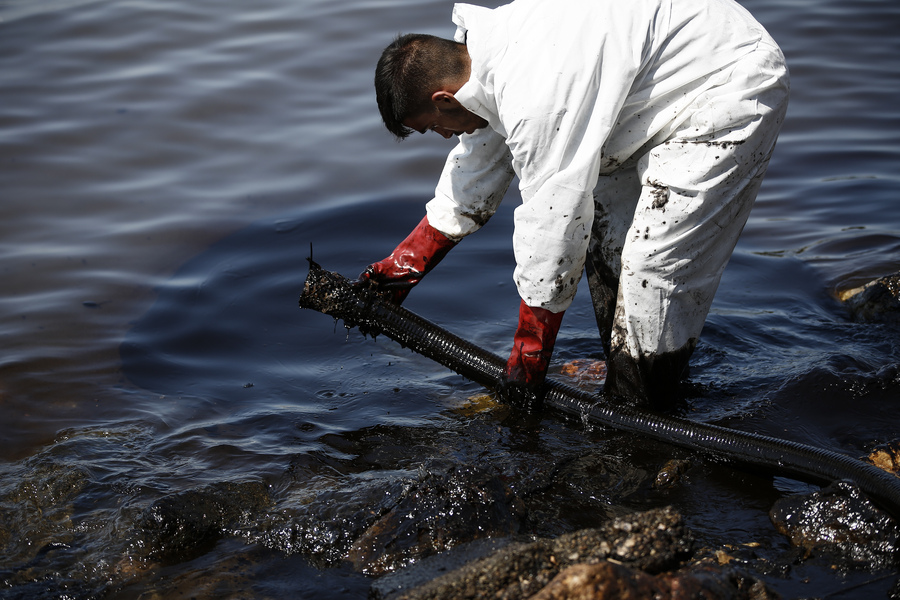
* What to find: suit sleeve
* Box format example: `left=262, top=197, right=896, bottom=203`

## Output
left=425, top=126, right=516, bottom=241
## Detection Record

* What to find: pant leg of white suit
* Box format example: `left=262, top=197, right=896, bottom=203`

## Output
left=587, top=43, right=789, bottom=407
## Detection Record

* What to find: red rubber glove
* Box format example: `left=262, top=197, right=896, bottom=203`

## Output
left=359, top=216, right=457, bottom=304
left=501, top=300, right=565, bottom=411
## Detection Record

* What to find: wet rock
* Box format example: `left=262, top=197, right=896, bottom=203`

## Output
left=654, top=458, right=692, bottom=489
left=529, top=561, right=778, bottom=600
left=689, top=542, right=792, bottom=581
left=370, top=537, right=517, bottom=600
left=347, top=462, right=526, bottom=575
left=0, top=459, right=89, bottom=565
left=769, top=480, right=900, bottom=571
left=557, top=358, right=607, bottom=391
left=453, top=392, right=506, bottom=418
left=522, top=451, right=652, bottom=537
left=255, top=476, right=414, bottom=567
left=137, top=480, right=270, bottom=564
left=865, top=439, right=900, bottom=475
left=559, top=507, right=693, bottom=573
left=255, top=460, right=526, bottom=575
left=839, top=272, right=900, bottom=324
left=380, top=506, right=693, bottom=600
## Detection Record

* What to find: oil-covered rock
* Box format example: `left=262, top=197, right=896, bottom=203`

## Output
left=769, top=480, right=900, bottom=571
left=0, top=457, right=89, bottom=567
left=347, top=462, right=526, bottom=575
left=253, top=459, right=527, bottom=575
left=865, top=439, right=900, bottom=476
left=839, top=272, right=900, bottom=324
left=136, top=480, right=271, bottom=564
left=374, top=507, right=777, bottom=600
left=375, top=507, right=691, bottom=599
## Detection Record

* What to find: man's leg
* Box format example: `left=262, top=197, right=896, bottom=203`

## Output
left=611, top=124, right=785, bottom=407
left=586, top=168, right=642, bottom=357
left=601, top=59, right=788, bottom=408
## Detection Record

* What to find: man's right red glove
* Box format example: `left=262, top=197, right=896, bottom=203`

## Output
left=500, top=300, right=565, bottom=411
left=359, top=215, right=457, bottom=304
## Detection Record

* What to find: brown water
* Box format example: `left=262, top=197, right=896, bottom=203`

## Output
left=2, top=0, right=899, bottom=598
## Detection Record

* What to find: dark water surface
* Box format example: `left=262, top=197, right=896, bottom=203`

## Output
left=2, top=0, right=899, bottom=597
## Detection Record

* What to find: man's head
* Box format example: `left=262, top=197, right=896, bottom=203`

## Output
left=375, top=33, right=487, bottom=140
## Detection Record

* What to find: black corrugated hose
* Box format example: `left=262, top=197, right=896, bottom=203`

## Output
left=299, top=260, right=900, bottom=520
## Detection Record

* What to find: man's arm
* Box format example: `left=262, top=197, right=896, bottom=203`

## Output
left=361, top=126, right=514, bottom=302
left=426, top=126, right=515, bottom=240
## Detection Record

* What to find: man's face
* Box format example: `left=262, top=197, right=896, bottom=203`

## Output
left=404, top=105, right=488, bottom=139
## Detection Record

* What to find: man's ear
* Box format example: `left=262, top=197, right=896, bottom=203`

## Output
left=431, top=90, right=460, bottom=108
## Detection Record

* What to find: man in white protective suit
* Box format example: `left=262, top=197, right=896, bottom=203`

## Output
left=360, top=0, right=789, bottom=410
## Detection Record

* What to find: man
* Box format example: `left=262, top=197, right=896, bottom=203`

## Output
left=361, top=0, right=789, bottom=410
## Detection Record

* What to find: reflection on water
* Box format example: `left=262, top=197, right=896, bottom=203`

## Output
left=1, top=0, right=899, bottom=597
left=0, top=0, right=102, bottom=23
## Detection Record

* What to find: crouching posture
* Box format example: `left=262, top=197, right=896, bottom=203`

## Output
left=361, top=0, right=789, bottom=410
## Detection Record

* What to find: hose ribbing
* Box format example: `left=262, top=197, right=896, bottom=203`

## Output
left=299, top=261, right=900, bottom=519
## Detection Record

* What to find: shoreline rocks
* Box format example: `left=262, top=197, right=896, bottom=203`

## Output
left=374, top=507, right=779, bottom=600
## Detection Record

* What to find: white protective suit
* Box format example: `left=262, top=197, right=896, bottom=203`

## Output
left=424, top=0, right=789, bottom=399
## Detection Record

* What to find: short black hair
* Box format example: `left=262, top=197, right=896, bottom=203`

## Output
left=374, top=33, right=468, bottom=140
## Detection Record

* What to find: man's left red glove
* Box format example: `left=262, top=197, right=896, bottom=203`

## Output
left=359, top=215, right=457, bottom=304
left=501, top=300, right=565, bottom=411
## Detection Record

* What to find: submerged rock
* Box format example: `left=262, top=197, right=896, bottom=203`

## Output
left=136, top=480, right=271, bottom=564
left=769, top=480, right=900, bottom=571
left=838, top=272, right=900, bottom=324
left=557, top=358, right=608, bottom=391
left=0, top=459, right=89, bottom=566
left=255, top=476, right=415, bottom=567
left=653, top=458, right=692, bottom=489
left=254, top=460, right=527, bottom=575
left=347, top=463, right=526, bottom=575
